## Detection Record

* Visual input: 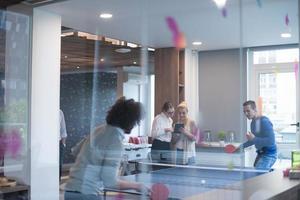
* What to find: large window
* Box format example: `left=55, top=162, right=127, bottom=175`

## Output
left=250, top=48, right=299, bottom=163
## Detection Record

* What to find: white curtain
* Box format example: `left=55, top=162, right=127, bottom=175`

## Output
left=184, top=49, right=200, bottom=126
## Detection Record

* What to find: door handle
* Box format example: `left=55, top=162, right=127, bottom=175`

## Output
left=290, top=122, right=300, bottom=127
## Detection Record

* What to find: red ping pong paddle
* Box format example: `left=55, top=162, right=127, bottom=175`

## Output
left=224, top=144, right=237, bottom=153
left=114, top=193, right=124, bottom=200
left=150, top=183, right=169, bottom=200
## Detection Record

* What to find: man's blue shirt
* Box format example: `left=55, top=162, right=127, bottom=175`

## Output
left=243, top=116, right=277, bottom=155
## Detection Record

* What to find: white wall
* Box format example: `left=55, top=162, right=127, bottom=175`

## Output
left=30, top=8, right=61, bottom=200
left=198, top=49, right=247, bottom=141
left=185, top=49, right=200, bottom=126
left=123, top=81, right=140, bottom=136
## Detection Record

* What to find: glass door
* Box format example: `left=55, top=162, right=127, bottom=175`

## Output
left=250, top=48, right=300, bottom=168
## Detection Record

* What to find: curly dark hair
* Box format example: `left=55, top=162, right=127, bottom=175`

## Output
left=106, top=97, right=144, bottom=133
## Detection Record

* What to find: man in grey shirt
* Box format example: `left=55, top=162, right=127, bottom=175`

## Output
left=64, top=97, right=149, bottom=200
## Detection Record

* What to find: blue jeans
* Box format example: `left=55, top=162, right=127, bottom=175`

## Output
left=65, top=191, right=101, bottom=200
left=176, top=149, right=195, bottom=165
left=254, top=154, right=277, bottom=170
left=187, top=157, right=196, bottom=165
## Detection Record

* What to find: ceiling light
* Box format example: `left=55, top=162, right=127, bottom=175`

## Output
left=127, top=42, right=138, bottom=48
left=213, top=0, right=227, bottom=8
left=281, top=33, right=291, bottom=38
left=133, top=61, right=137, bottom=64
left=99, top=13, right=113, bottom=19
left=100, top=58, right=105, bottom=62
left=115, top=48, right=131, bottom=53
left=148, top=47, right=155, bottom=51
left=76, top=66, right=80, bottom=69
left=192, top=41, right=202, bottom=46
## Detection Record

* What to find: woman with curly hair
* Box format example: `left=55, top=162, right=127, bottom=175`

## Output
left=64, top=97, right=149, bottom=200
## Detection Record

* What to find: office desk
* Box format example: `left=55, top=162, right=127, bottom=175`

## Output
left=0, top=184, right=29, bottom=200
left=123, top=143, right=151, bottom=161
left=195, top=142, right=242, bottom=166
left=120, top=143, right=151, bottom=175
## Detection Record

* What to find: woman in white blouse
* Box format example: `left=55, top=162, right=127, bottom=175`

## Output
left=151, top=102, right=174, bottom=161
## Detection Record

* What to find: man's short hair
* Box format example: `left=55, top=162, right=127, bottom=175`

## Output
left=243, top=100, right=256, bottom=110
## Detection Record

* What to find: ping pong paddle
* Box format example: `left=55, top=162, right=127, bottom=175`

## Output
left=224, top=144, right=237, bottom=153
left=150, top=183, right=169, bottom=200
left=114, top=193, right=124, bottom=200
left=283, top=168, right=290, bottom=177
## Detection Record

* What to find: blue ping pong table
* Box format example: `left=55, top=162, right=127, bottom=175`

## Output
left=104, top=165, right=267, bottom=199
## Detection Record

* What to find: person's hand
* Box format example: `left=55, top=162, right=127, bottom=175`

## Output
left=233, top=145, right=240, bottom=153
left=136, top=183, right=152, bottom=195
left=60, top=138, right=66, bottom=147
left=246, top=131, right=255, bottom=141
left=164, top=128, right=173, bottom=133
left=179, top=127, right=188, bottom=135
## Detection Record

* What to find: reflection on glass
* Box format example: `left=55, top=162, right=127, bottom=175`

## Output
left=227, top=131, right=235, bottom=143
left=204, top=130, right=211, bottom=144
left=0, top=9, right=30, bottom=198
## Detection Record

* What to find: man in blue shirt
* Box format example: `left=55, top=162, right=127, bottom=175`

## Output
left=241, top=100, right=277, bottom=170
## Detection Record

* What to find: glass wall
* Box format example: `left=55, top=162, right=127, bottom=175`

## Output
left=0, top=9, right=30, bottom=199
left=246, top=0, right=299, bottom=170
left=0, top=0, right=298, bottom=199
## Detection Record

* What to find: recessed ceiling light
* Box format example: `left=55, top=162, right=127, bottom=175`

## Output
left=192, top=41, right=202, bottom=46
left=133, top=61, right=137, bottom=64
left=281, top=33, right=291, bottom=38
left=213, top=0, right=227, bottom=8
left=115, top=48, right=131, bottom=53
left=64, top=55, right=68, bottom=59
left=127, top=42, right=138, bottom=48
left=148, top=47, right=155, bottom=51
left=76, top=66, right=80, bottom=69
left=99, top=13, right=113, bottom=19
left=100, top=58, right=105, bottom=62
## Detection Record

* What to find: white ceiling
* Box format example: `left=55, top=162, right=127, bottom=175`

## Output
left=42, top=0, right=298, bottom=51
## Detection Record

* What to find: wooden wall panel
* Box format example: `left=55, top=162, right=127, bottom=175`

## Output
left=154, top=48, right=179, bottom=115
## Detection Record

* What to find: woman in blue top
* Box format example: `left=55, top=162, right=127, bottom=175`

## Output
left=241, top=100, right=277, bottom=170
left=64, top=97, right=150, bottom=200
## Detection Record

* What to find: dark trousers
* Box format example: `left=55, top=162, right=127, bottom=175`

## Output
left=59, top=142, right=65, bottom=180
left=151, top=139, right=170, bottom=161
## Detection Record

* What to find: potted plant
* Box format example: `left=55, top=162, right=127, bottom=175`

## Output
left=217, top=131, right=226, bottom=146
